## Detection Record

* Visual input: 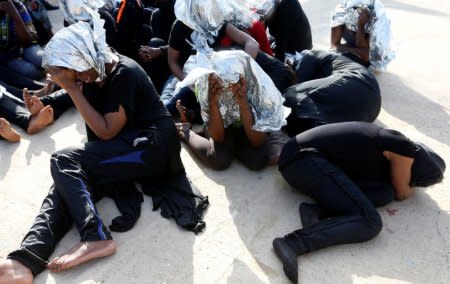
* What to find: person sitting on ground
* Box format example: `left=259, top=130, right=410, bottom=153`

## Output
left=273, top=121, right=446, bottom=283
left=0, top=16, right=192, bottom=282
left=330, top=0, right=395, bottom=70
left=0, top=0, right=45, bottom=91
left=177, top=49, right=286, bottom=170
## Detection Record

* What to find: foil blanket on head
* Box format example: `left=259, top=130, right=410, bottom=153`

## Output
left=177, top=50, right=287, bottom=132
left=331, top=0, right=395, bottom=71
left=42, top=20, right=116, bottom=80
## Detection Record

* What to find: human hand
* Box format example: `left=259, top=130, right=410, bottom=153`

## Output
left=229, top=75, right=247, bottom=102
left=395, top=186, right=414, bottom=201
left=46, top=67, right=78, bottom=93
left=137, top=46, right=163, bottom=62
left=208, top=73, right=224, bottom=103
left=357, top=8, right=370, bottom=27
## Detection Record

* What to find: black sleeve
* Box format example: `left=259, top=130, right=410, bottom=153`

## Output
left=103, top=69, right=137, bottom=115
left=378, top=128, right=418, bottom=158
left=168, top=20, right=193, bottom=52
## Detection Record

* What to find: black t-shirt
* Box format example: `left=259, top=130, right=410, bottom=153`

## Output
left=279, top=122, right=418, bottom=181
left=83, top=55, right=170, bottom=141
left=268, top=0, right=312, bottom=61
left=168, top=20, right=227, bottom=66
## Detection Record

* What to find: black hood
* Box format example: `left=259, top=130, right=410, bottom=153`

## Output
left=410, top=143, right=446, bottom=187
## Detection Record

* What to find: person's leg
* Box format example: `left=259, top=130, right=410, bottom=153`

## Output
left=22, top=45, right=44, bottom=69
left=299, top=181, right=395, bottom=227
left=40, top=89, right=73, bottom=120
left=274, top=153, right=382, bottom=283
left=1, top=185, right=73, bottom=282
left=181, top=127, right=235, bottom=170
left=0, top=65, right=45, bottom=91
left=255, top=51, right=294, bottom=93
left=5, top=57, right=43, bottom=81
left=0, top=118, right=21, bottom=142
left=0, top=95, right=31, bottom=131
left=234, top=127, right=270, bottom=170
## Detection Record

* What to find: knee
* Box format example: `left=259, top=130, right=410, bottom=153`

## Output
left=208, top=155, right=233, bottom=171
left=50, top=148, right=79, bottom=172
left=363, top=211, right=383, bottom=241
left=242, top=155, right=267, bottom=171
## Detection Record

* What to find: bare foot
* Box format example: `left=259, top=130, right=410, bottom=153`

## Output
left=27, top=105, right=54, bottom=134
left=23, top=89, right=44, bottom=115
left=0, top=118, right=21, bottom=142
left=0, top=259, right=33, bottom=284
left=47, top=240, right=116, bottom=272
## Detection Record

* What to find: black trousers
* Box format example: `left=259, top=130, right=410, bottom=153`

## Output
left=8, top=117, right=179, bottom=275
left=279, top=152, right=393, bottom=254
left=0, top=90, right=73, bottom=132
left=185, top=126, right=270, bottom=171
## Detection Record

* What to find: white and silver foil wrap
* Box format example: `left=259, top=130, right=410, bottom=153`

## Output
left=174, top=0, right=259, bottom=54
left=177, top=50, right=286, bottom=132
left=331, top=0, right=395, bottom=71
left=42, top=21, right=116, bottom=80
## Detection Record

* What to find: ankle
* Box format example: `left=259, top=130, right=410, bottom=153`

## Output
left=284, top=233, right=307, bottom=255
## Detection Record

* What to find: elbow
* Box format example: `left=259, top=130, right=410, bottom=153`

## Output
left=96, top=130, right=118, bottom=141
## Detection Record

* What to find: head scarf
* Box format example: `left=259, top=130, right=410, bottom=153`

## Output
left=410, top=143, right=446, bottom=187
left=42, top=18, right=116, bottom=80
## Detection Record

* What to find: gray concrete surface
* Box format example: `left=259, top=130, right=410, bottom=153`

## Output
left=1, top=0, right=450, bottom=283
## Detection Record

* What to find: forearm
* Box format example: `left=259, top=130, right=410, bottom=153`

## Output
left=330, top=26, right=343, bottom=48
left=206, top=99, right=225, bottom=142
left=388, top=152, right=415, bottom=200
left=9, top=8, right=33, bottom=45
left=238, top=97, right=266, bottom=147
left=66, top=87, right=118, bottom=140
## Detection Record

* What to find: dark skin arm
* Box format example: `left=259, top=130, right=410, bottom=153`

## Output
left=383, top=151, right=415, bottom=200
left=330, top=8, right=370, bottom=62
left=0, top=0, right=34, bottom=46
left=167, top=47, right=185, bottom=81
left=224, top=23, right=260, bottom=59
left=231, top=76, right=266, bottom=148
left=206, top=74, right=225, bottom=142
left=47, top=66, right=127, bottom=140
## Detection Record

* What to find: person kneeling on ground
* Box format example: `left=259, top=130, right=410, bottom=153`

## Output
left=273, top=121, right=446, bottom=283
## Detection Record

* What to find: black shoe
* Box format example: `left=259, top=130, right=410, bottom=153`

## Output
left=299, top=202, right=322, bottom=227
left=43, top=1, right=59, bottom=10
left=273, top=237, right=298, bottom=284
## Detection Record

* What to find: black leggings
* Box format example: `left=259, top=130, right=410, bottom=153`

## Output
left=279, top=152, right=393, bottom=254
left=184, top=127, right=270, bottom=171
left=0, top=90, right=73, bottom=131
left=284, top=50, right=381, bottom=136
left=8, top=118, right=180, bottom=275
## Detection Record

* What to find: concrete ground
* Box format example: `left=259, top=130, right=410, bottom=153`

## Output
left=1, top=0, right=450, bottom=283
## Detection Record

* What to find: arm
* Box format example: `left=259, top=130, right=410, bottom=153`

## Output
left=167, top=47, right=185, bottom=81
left=333, top=9, right=370, bottom=62
left=383, top=151, right=415, bottom=200
left=49, top=68, right=127, bottom=140
left=330, top=25, right=343, bottom=49
left=206, top=74, right=225, bottom=142
left=225, top=23, right=259, bottom=59
left=0, top=0, right=34, bottom=46
left=232, top=76, right=266, bottom=148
